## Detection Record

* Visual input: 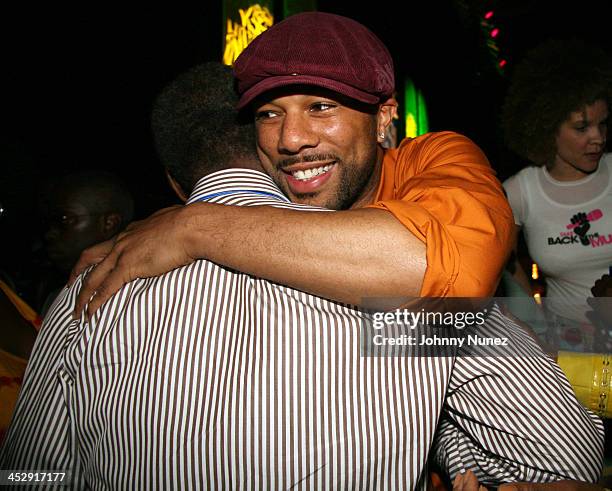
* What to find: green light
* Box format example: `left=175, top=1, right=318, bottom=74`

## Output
left=404, top=78, right=428, bottom=138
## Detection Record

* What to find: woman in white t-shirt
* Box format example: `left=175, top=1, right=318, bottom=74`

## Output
left=501, top=39, right=612, bottom=351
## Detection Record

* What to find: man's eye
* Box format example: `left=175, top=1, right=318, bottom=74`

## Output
left=310, top=102, right=336, bottom=112
left=60, top=215, right=78, bottom=225
left=255, top=110, right=278, bottom=121
left=47, top=214, right=76, bottom=228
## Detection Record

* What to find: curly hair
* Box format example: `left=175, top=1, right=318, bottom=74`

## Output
left=501, top=38, right=612, bottom=166
left=151, top=62, right=256, bottom=193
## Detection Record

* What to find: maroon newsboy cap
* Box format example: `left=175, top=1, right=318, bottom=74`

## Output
left=233, top=12, right=395, bottom=109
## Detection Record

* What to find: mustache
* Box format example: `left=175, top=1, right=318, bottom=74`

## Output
left=277, top=153, right=340, bottom=170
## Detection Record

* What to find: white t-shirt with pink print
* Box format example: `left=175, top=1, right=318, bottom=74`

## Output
left=503, top=153, right=612, bottom=327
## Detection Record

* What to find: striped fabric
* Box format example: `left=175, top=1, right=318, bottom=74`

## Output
left=434, top=314, right=604, bottom=485
left=0, top=169, right=603, bottom=489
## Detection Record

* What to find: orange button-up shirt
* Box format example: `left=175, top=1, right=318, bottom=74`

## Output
left=367, top=131, right=514, bottom=297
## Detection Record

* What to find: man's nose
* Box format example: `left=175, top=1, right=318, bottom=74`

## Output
left=44, top=225, right=59, bottom=242
left=277, top=112, right=319, bottom=154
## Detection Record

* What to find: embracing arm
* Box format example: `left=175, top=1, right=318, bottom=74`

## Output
left=73, top=132, right=514, bottom=316
left=73, top=204, right=426, bottom=316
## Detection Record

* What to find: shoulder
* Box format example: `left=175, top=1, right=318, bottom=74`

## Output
left=503, top=166, right=540, bottom=191
left=396, top=131, right=483, bottom=155
left=398, top=130, right=476, bottom=147
left=391, top=131, right=495, bottom=184
left=502, top=166, right=542, bottom=225
left=392, top=131, right=490, bottom=175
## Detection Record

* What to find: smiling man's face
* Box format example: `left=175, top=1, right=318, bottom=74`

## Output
left=253, top=88, right=393, bottom=210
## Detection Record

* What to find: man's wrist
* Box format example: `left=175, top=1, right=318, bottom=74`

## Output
left=180, top=202, right=214, bottom=260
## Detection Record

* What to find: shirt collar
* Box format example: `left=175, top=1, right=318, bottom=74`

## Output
left=187, top=168, right=290, bottom=204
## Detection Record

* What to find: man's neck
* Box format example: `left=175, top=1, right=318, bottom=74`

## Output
left=350, top=147, right=385, bottom=209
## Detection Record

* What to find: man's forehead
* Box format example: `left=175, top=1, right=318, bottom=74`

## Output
left=252, top=85, right=379, bottom=113
left=48, top=195, right=89, bottom=214
left=49, top=186, right=99, bottom=213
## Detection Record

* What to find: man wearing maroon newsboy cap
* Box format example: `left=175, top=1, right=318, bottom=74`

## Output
left=74, top=11, right=515, bottom=311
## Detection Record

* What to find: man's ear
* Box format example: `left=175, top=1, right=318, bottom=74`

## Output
left=376, top=97, right=398, bottom=144
left=165, top=168, right=188, bottom=203
left=102, top=212, right=122, bottom=236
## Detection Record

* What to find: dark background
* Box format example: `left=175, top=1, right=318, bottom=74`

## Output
left=2, top=0, right=611, bottom=291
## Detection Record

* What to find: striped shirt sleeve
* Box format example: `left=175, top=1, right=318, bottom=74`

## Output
left=432, top=307, right=604, bottom=485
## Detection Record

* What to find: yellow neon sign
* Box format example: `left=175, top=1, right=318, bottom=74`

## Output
left=223, top=4, right=274, bottom=66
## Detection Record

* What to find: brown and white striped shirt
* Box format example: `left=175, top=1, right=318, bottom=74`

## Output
left=1, top=169, right=604, bottom=489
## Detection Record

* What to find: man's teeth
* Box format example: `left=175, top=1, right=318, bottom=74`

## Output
left=291, top=164, right=333, bottom=180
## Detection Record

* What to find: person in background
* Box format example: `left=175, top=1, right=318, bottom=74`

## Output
left=36, top=170, right=134, bottom=315
left=501, top=38, right=612, bottom=352
left=0, top=171, right=134, bottom=442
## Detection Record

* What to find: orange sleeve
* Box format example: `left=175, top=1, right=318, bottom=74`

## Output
left=367, top=132, right=514, bottom=297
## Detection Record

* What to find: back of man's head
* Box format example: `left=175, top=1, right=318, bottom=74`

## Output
left=151, top=62, right=257, bottom=194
